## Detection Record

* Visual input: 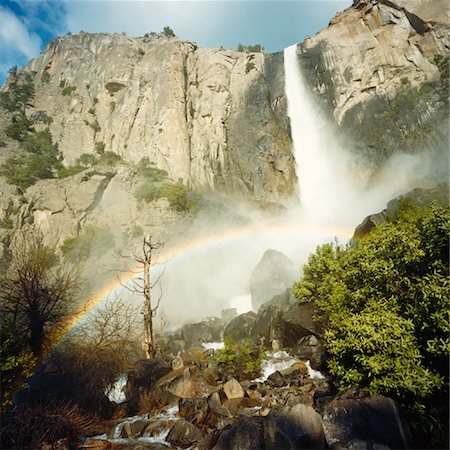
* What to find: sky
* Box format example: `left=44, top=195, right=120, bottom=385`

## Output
left=0, top=0, right=350, bottom=84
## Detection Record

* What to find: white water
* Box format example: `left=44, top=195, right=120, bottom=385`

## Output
left=283, top=44, right=439, bottom=229
left=255, top=350, right=324, bottom=381
left=107, top=374, right=127, bottom=404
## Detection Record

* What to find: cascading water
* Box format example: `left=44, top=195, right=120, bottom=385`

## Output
left=283, top=44, right=360, bottom=224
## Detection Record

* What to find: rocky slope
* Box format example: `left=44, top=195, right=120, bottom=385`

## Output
left=23, top=33, right=293, bottom=201
left=297, top=0, right=449, bottom=168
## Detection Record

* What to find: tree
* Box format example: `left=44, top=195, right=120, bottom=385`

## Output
left=162, top=26, right=175, bottom=37
left=123, top=235, right=165, bottom=359
left=0, top=235, right=80, bottom=357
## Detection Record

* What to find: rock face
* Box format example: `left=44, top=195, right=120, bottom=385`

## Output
left=250, top=249, right=298, bottom=311
left=353, top=182, right=449, bottom=239
left=297, top=0, right=449, bottom=166
left=22, top=33, right=294, bottom=202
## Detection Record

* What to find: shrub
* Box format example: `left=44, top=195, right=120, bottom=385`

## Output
left=40, top=71, right=50, bottom=83
left=292, top=199, right=450, bottom=446
left=214, top=338, right=264, bottom=380
left=89, top=119, right=101, bottom=133
left=62, top=85, right=77, bottom=96
left=136, top=157, right=168, bottom=182
left=163, top=26, right=175, bottom=37
left=245, top=61, right=255, bottom=74
left=61, top=224, right=115, bottom=262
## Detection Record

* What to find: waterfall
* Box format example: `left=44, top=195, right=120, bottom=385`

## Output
left=283, top=44, right=358, bottom=223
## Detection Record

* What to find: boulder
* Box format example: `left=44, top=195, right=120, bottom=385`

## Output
left=250, top=250, right=298, bottom=311
left=322, top=389, right=411, bottom=449
left=119, top=419, right=150, bottom=439
left=178, top=397, right=209, bottom=426
left=166, top=420, right=203, bottom=449
left=253, top=298, right=324, bottom=350
left=223, top=312, right=258, bottom=342
left=214, top=404, right=325, bottom=449
left=153, top=365, right=216, bottom=399
left=180, top=317, right=224, bottom=347
left=125, top=359, right=172, bottom=412
left=223, top=378, right=245, bottom=400
left=265, top=404, right=325, bottom=448
left=292, top=334, right=326, bottom=369
left=213, top=416, right=266, bottom=450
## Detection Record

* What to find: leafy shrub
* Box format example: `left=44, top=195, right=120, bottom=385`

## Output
left=163, top=26, right=175, bottom=37
left=0, top=324, right=36, bottom=411
left=136, top=157, right=168, bottom=182
left=62, top=85, right=77, bottom=96
left=214, top=338, right=264, bottom=380
left=0, top=67, right=35, bottom=115
left=245, top=61, right=255, bottom=74
left=40, top=70, right=50, bottom=83
left=292, top=199, right=450, bottom=446
left=1, top=128, right=62, bottom=190
left=89, top=119, right=101, bottom=133
left=61, top=224, right=114, bottom=262
left=5, top=114, right=31, bottom=141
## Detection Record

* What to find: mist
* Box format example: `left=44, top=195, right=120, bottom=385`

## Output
left=86, top=43, right=447, bottom=330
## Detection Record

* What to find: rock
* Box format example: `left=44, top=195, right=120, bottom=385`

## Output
left=171, top=355, right=183, bottom=371
left=322, top=389, right=412, bottom=449
left=223, top=378, right=245, bottom=400
left=153, top=365, right=216, bottom=398
left=223, top=312, right=257, bottom=342
left=119, top=419, right=150, bottom=439
left=144, top=420, right=174, bottom=438
left=214, top=404, right=325, bottom=449
left=292, top=334, right=326, bottom=370
left=253, top=298, right=324, bottom=350
left=213, top=416, right=266, bottom=450
left=178, top=397, right=208, bottom=425
left=297, top=0, right=449, bottom=164
left=138, top=389, right=179, bottom=413
left=125, top=359, right=172, bottom=412
left=180, top=317, right=224, bottom=347
left=266, top=404, right=325, bottom=449
left=24, top=33, right=294, bottom=202
left=250, top=250, right=298, bottom=311
left=166, top=420, right=203, bottom=449
left=353, top=183, right=450, bottom=240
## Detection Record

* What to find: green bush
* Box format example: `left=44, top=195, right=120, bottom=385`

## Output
left=0, top=324, right=36, bottom=410
left=40, top=71, right=50, bottom=83
left=292, top=199, right=449, bottom=446
left=136, top=157, right=168, bottom=182
left=214, top=338, right=264, bottom=381
left=89, top=119, right=101, bottom=133
left=62, top=85, right=77, bottom=96
left=163, top=26, right=175, bottom=37
left=61, top=224, right=115, bottom=262
left=1, top=128, right=62, bottom=190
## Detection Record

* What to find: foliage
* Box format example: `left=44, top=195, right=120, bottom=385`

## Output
left=0, top=401, right=96, bottom=449
left=163, top=26, right=175, bottom=37
left=61, top=85, right=77, bottom=96
left=245, top=61, right=256, bottom=74
left=40, top=70, right=50, bottom=83
left=237, top=43, right=264, bottom=52
left=136, top=157, right=168, bottom=182
left=135, top=178, right=198, bottom=212
left=292, top=199, right=450, bottom=445
left=61, top=224, right=115, bottom=262
left=214, top=337, right=264, bottom=380
left=0, top=128, right=63, bottom=190
left=0, top=67, right=35, bottom=115
left=89, top=118, right=101, bottom=133
left=0, top=235, right=79, bottom=357
left=0, top=324, right=36, bottom=410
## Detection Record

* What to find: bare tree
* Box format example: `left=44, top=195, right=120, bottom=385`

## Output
left=122, top=234, right=165, bottom=359
left=0, top=234, right=80, bottom=357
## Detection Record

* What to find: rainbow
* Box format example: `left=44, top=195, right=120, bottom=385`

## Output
left=57, top=219, right=353, bottom=342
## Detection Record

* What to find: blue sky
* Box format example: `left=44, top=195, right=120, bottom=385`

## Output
left=0, top=0, right=350, bottom=84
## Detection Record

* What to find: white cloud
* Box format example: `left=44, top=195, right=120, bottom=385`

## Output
left=0, top=7, right=41, bottom=60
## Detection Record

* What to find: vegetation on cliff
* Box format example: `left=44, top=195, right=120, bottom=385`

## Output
left=293, top=199, right=449, bottom=446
